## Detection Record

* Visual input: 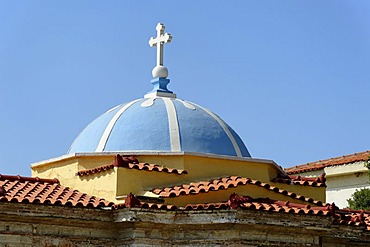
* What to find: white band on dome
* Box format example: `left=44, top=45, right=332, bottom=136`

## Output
left=141, top=97, right=156, bottom=107
left=192, top=103, right=242, bottom=157
left=163, top=98, right=181, bottom=152
left=95, top=99, right=141, bottom=152
left=178, top=99, right=196, bottom=110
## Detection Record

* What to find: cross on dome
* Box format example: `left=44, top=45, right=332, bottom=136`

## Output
left=149, top=23, right=172, bottom=78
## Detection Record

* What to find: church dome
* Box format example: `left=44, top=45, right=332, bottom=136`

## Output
left=68, top=96, right=251, bottom=157
left=68, top=23, right=251, bottom=158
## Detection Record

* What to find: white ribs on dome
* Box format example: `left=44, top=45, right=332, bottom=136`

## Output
left=95, top=99, right=141, bottom=152
left=68, top=98, right=250, bottom=157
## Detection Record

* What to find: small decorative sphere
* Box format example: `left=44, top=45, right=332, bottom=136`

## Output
left=152, top=65, right=168, bottom=78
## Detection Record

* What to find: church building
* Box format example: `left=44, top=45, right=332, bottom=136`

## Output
left=1, top=23, right=370, bottom=246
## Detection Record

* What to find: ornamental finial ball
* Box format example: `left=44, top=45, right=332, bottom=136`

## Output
left=152, top=65, right=168, bottom=78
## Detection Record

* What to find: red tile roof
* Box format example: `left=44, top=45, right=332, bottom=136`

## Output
left=152, top=176, right=324, bottom=206
left=77, top=154, right=187, bottom=177
left=227, top=193, right=333, bottom=215
left=113, top=193, right=177, bottom=210
left=4, top=176, right=362, bottom=230
left=285, top=150, right=370, bottom=175
left=229, top=194, right=370, bottom=230
left=0, top=174, right=113, bottom=208
left=335, top=208, right=370, bottom=230
left=115, top=193, right=370, bottom=230
left=273, top=173, right=326, bottom=187
left=184, top=202, right=229, bottom=210
left=184, top=193, right=333, bottom=215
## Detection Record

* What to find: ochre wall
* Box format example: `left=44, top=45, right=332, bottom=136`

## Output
left=31, top=155, right=118, bottom=202
left=183, top=155, right=277, bottom=182
left=116, top=168, right=188, bottom=198
left=31, top=153, right=326, bottom=205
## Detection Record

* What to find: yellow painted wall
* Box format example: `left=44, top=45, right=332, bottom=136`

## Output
left=31, top=155, right=118, bottom=202
left=31, top=155, right=115, bottom=179
left=31, top=154, right=187, bottom=203
left=32, top=158, right=80, bottom=188
left=31, top=153, right=326, bottom=206
left=182, top=155, right=278, bottom=182
left=75, top=169, right=117, bottom=202
left=116, top=168, right=188, bottom=197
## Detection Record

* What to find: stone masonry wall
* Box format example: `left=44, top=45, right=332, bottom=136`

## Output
left=0, top=203, right=369, bottom=246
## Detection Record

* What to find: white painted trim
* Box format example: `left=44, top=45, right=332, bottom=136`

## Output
left=192, top=103, right=242, bottom=157
left=177, top=99, right=196, bottom=110
left=324, top=161, right=367, bottom=177
left=31, top=151, right=282, bottom=173
left=162, top=98, right=181, bottom=152
left=141, top=98, right=156, bottom=107
left=95, top=99, right=141, bottom=152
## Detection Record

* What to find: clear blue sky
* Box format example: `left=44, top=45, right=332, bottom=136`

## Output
left=0, top=1, right=369, bottom=175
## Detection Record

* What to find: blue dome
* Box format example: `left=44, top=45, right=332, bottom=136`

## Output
left=68, top=97, right=251, bottom=158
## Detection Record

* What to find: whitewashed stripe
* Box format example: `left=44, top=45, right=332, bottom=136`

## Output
left=95, top=99, right=141, bottom=152
left=141, top=97, right=156, bottom=107
left=192, top=103, right=242, bottom=157
left=178, top=99, right=196, bottom=110
left=163, top=98, right=181, bottom=152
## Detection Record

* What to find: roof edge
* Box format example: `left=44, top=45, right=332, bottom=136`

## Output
left=31, top=151, right=283, bottom=173
left=285, top=150, right=370, bottom=175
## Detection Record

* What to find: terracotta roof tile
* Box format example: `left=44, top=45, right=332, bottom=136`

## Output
left=77, top=154, right=187, bottom=177
left=0, top=174, right=113, bottom=208
left=116, top=193, right=330, bottom=215
left=273, top=173, right=326, bottom=187
left=184, top=202, right=229, bottom=210
left=113, top=193, right=370, bottom=230
left=179, top=193, right=333, bottom=217
left=335, top=208, right=370, bottom=230
left=239, top=202, right=331, bottom=215
left=152, top=176, right=324, bottom=206
left=285, top=150, right=370, bottom=174
left=113, top=193, right=177, bottom=210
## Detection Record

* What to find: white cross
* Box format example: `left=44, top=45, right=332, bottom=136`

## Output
left=149, top=23, right=172, bottom=66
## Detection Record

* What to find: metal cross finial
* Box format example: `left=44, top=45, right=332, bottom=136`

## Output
left=149, top=23, right=172, bottom=67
